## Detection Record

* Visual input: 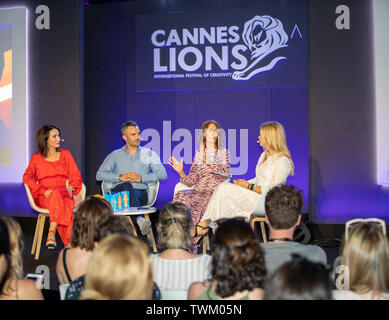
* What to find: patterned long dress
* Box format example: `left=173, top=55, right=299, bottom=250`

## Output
left=173, top=148, right=230, bottom=253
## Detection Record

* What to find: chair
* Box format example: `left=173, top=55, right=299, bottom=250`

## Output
left=24, top=182, right=86, bottom=260
left=247, top=179, right=268, bottom=243
left=59, top=284, right=70, bottom=300
left=173, top=182, right=210, bottom=254
left=160, top=289, right=188, bottom=300
left=101, top=180, right=159, bottom=208
left=101, top=180, right=159, bottom=252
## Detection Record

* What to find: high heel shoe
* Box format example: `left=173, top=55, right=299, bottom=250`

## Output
left=46, top=230, right=57, bottom=250
left=193, top=223, right=210, bottom=245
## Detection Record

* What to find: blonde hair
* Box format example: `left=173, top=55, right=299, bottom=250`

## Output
left=80, top=234, right=153, bottom=300
left=0, top=217, right=24, bottom=297
left=260, top=121, right=294, bottom=175
left=341, top=223, right=389, bottom=297
left=157, top=202, right=192, bottom=250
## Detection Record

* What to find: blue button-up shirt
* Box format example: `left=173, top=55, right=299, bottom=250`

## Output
left=96, top=146, right=167, bottom=190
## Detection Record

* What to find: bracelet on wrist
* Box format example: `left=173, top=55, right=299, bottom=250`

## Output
left=250, top=184, right=255, bottom=191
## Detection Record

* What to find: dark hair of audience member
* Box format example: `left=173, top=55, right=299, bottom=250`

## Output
left=70, top=195, right=113, bottom=251
left=265, top=184, right=303, bottom=229
left=264, top=255, right=332, bottom=300
left=94, top=215, right=134, bottom=242
left=156, top=202, right=192, bottom=250
left=210, top=218, right=267, bottom=298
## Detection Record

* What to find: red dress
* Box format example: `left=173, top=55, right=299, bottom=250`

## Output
left=22, top=149, right=82, bottom=246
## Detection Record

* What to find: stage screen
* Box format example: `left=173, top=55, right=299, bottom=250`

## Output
left=0, top=7, right=27, bottom=183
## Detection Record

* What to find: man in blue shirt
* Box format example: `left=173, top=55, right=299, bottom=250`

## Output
left=96, top=121, right=167, bottom=235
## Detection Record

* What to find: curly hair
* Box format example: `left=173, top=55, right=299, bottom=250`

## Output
left=0, top=217, right=24, bottom=296
left=0, top=218, right=10, bottom=295
left=70, top=195, right=113, bottom=250
left=157, top=202, right=192, bottom=250
left=210, top=218, right=267, bottom=298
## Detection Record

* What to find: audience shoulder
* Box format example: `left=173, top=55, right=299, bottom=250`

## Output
left=308, top=244, right=328, bottom=264
left=248, top=288, right=264, bottom=300
left=18, top=279, right=44, bottom=300
left=188, top=281, right=206, bottom=300
left=55, top=249, right=66, bottom=284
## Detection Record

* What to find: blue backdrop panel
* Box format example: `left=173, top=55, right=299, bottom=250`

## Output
left=120, top=1, right=310, bottom=210
left=135, top=6, right=308, bottom=91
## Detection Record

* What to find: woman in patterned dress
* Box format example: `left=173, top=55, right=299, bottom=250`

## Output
left=169, top=120, right=230, bottom=253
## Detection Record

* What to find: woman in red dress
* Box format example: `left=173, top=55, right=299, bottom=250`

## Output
left=23, top=125, right=82, bottom=249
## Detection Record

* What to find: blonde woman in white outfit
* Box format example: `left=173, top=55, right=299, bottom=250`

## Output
left=195, top=121, right=294, bottom=236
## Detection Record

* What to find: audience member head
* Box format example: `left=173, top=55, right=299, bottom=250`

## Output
left=340, top=222, right=389, bottom=296
left=157, top=202, right=192, bottom=250
left=36, top=125, right=61, bottom=157
left=200, top=120, right=223, bottom=150
left=259, top=121, right=294, bottom=175
left=0, top=218, right=10, bottom=294
left=70, top=195, right=113, bottom=251
left=265, top=184, right=302, bottom=230
left=94, top=215, right=134, bottom=242
left=264, top=255, right=332, bottom=300
left=0, top=217, right=24, bottom=296
left=81, top=234, right=153, bottom=300
left=210, top=218, right=267, bottom=298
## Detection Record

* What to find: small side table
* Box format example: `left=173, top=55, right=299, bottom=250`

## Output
left=114, top=207, right=157, bottom=253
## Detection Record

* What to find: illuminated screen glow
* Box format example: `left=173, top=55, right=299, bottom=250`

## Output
left=374, top=0, right=389, bottom=186
left=0, top=8, right=27, bottom=183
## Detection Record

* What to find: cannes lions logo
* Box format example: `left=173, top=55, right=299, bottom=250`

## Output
left=232, top=15, right=288, bottom=81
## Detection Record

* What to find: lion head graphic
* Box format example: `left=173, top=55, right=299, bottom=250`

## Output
left=232, top=15, right=289, bottom=80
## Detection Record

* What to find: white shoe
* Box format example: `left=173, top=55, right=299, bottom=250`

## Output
left=137, top=217, right=151, bottom=235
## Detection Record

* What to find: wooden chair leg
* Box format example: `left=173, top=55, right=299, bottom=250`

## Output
left=35, top=215, right=46, bottom=260
left=206, top=234, right=210, bottom=250
left=31, top=214, right=41, bottom=255
left=144, top=214, right=157, bottom=253
left=250, top=218, right=256, bottom=231
left=126, top=217, right=138, bottom=237
left=260, top=221, right=267, bottom=243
